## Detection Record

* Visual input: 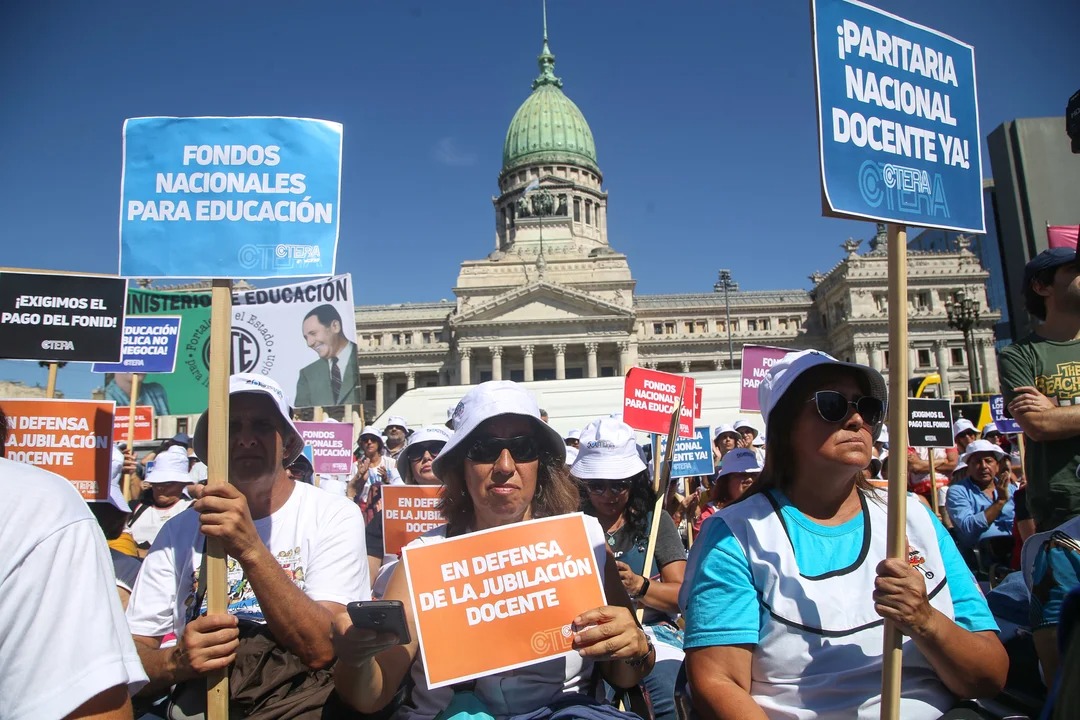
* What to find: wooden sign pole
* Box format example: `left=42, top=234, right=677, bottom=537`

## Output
left=880, top=224, right=910, bottom=720
left=45, top=362, right=59, bottom=398
left=927, top=451, right=940, bottom=519
left=206, top=279, right=232, bottom=718
left=124, top=374, right=141, bottom=501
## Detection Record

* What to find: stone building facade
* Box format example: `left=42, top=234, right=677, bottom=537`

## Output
left=350, top=30, right=1000, bottom=418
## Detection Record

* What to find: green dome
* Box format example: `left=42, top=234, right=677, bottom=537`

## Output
left=501, top=38, right=599, bottom=177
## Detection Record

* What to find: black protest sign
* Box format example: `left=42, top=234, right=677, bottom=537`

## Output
left=0, top=272, right=128, bottom=362
left=907, top=398, right=954, bottom=448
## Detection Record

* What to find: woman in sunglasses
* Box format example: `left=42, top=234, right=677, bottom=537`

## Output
left=332, top=381, right=653, bottom=719
left=574, top=416, right=687, bottom=720
left=681, top=350, right=1006, bottom=719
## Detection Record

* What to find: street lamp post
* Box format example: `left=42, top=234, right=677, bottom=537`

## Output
left=714, top=269, right=738, bottom=369
left=945, top=288, right=982, bottom=396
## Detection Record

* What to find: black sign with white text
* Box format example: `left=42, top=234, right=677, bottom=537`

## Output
left=0, top=272, right=128, bottom=362
left=907, top=398, right=954, bottom=448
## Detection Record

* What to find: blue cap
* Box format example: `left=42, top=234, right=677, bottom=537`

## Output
left=1024, top=248, right=1077, bottom=319
left=170, top=432, right=192, bottom=446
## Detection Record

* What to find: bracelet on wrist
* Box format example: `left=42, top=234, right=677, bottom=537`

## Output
left=631, top=576, right=650, bottom=600
left=624, top=637, right=655, bottom=668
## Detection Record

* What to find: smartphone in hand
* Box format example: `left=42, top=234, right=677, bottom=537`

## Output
left=346, top=600, right=411, bottom=645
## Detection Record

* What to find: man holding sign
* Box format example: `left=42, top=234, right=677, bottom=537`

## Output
left=332, top=381, right=652, bottom=718
left=125, top=374, right=368, bottom=712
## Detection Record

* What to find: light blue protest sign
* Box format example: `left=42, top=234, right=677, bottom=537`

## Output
left=812, top=0, right=983, bottom=232
left=120, top=117, right=343, bottom=278
left=91, top=316, right=182, bottom=374
left=658, top=427, right=715, bottom=479
left=989, top=394, right=1022, bottom=435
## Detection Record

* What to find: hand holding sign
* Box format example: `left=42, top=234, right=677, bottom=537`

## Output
left=571, top=605, right=651, bottom=662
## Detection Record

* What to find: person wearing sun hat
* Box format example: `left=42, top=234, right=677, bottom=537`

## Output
left=333, top=381, right=654, bottom=718
left=87, top=445, right=143, bottom=608
left=711, top=423, right=741, bottom=462
left=682, top=349, right=1005, bottom=718
left=694, top=447, right=762, bottom=533
left=946, top=440, right=1019, bottom=560
left=126, top=373, right=368, bottom=708
left=350, top=424, right=402, bottom=528
left=126, top=445, right=194, bottom=553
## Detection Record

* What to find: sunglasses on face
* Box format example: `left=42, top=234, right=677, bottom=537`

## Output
left=587, top=480, right=631, bottom=495
left=406, top=442, right=445, bottom=462
left=465, top=435, right=540, bottom=464
left=808, top=390, right=885, bottom=427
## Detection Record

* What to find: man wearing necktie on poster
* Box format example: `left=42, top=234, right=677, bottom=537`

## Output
left=295, top=304, right=359, bottom=407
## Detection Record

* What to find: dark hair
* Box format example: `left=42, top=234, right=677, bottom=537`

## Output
left=88, top=503, right=129, bottom=540
left=437, top=419, right=579, bottom=536
left=0, top=405, right=7, bottom=457
left=739, top=364, right=876, bottom=503
left=1025, top=267, right=1060, bottom=321
left=577, top=470, right=655, bottom=543
left=303, top=303, right=343, bottom=329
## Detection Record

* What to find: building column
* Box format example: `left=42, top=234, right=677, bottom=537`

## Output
left=405, top=370, right=416, bottom=391
left=618, top=342, right=631, bottom=374
left=628, top=339, right=639, bottom=368
left=714, top=359, right=723, bottom=371
left=585, top=342, right=598, bottom=378
left=374, top=372, right=385, bottom=415
left=490, top=346, right=503, bottom=381
left=459, top=347, right=471, bottom=386
left=523, top=345, right=534, bottom=382
left=867, top=342, right=880, bottom=371
left=553, top=343, right=566, bottom=380
left=978, top=336, right=997, bottom=395
left=932, top=340, right=951, bottom=399
left=680, top=360, right=691, bottom=373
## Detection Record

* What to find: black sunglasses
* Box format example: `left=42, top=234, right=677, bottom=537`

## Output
left=465, top=435, right=540, bottom=464
left=808, top=390, right=884, bottom=426
left=587, top=480, right=631, bottom=495
left=406, top=442, right=445, bottom=462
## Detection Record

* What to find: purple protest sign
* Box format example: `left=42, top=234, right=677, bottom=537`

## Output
left=740, top=345, right=792, bottom=412
left=295, top=421, right=354, bottom=474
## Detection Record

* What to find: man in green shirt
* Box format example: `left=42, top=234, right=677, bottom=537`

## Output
left=999, top=247, right=1080, bottom=531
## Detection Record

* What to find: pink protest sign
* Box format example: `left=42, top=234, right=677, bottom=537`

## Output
left=295, top=421, right=354, bottom=474
left=740, top=345, right=792, bottom=412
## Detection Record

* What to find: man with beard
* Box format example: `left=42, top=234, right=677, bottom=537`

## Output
left=382, top=415, right=409, bottom=461
left=295, top=304, right=359, bottom=408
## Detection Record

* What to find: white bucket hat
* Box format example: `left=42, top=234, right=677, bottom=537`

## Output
left=432, top=381, right=565, bottom=477
left=564, top=445, right=579, bottom=466
left=357, top=425, right=387, bottom=453
left=878, top=424, right=890, bottom=445
left=93, top=446, right=132, bottom=512
left=385, top=415, right=410, bottom=434
left=146, top=445, right=192, bottom=485
left=758, top=349, right=887, bottom=441
left=733, top=418, right=759, bottom=437
left=960, top=439, right=1008, bottom=464
left=570, top=417, right=648, bottom=480
left=953, top=418, right=978, bottom=439
left=396, top=425, right=454, bottom=481
left=564, top=429, right=581, bottom=442
left=194, top=373, right=305, bottom=466
left=981, top=422, right=1001, bottom=437
left=717, top=448, right=763, bottom=477
left=752, top=434, right=765, bottom=448
left=713, top=424, right=740, bottom=442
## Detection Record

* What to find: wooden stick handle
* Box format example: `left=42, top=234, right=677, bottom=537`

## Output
left=45, top=362, right=58, bottom=398
left=928, top=450, right=940, bottom=518
left=124, top=374, right=140, bottom=501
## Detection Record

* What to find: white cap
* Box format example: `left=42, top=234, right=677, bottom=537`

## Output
left=564, top=446, right=579, bottom=466
left=146, top=445, right=192, bottom=485
left=733, top=417, right=759, bottom=436
left=194, top=373, right=304, bottom=465
left=713, top=424, right=740, bottom=442
left=953, top=418, right=977, bottom=439
left=960, top=439, right=1008, bottom=463
left=396, top=425, right=454, bottom=480
left=878, top=424, right=890, bottom=445
left=571, top=417, right=648, bottom=480
left=565, top=429, right=580, bottom=441
left=93, top=446, right=132, bottom=512
left=981, top=422, right=1001, bottom=437
left=385, top=415, right=409, bottom=433
left=433, top=381, right=565, bottom=476
left=758, top=349, right=887, bottom=440
left=717, top=448, right=763, bottom=477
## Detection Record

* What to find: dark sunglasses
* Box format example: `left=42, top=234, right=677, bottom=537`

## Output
left=406, top=442, right=445, bottom=462
left=465, top=435, right=540, bottom=464
left=808, top=390, right=884, bottom=426
left=587, top=480, right=631, bottom=495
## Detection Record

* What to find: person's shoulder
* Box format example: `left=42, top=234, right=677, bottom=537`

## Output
left=999, top=334, right=1044, bottom=357
left=293, top=480, right=363, bottom=519
left=0, top=458, right=93, bottom=535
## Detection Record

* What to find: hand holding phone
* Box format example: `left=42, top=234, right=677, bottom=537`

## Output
left=346, top=600, right=411, bottom=645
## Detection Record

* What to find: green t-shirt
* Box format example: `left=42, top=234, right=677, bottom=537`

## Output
left=998, top=333, right=1080, bottom=530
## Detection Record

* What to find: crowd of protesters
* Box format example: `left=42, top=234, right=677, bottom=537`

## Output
left=0, top=247, right=1077, bottom=719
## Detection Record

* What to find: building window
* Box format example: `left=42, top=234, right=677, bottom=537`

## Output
left=422, top=332, right=431, bottom=344
left=717, top=320, right=725, bottom=333
left=392, top=333, right=401, bottom=345
left=760, top=318, right=770, bottom=331
left=573, top=198, right=581, bottom=222
left=684, top=321, right=695, bottom=334
left=585, top=201, right=592, bottom=225
left=653, top=322, right=663, bottom=335
left=433, top=331, right=444, bottom=343
left=373, top=334, right=383, bottom=346
left=747, top=319, right=758, bottom=331
left=403, top=333, right=412, bottom=345
left=917, top=349, right=931, bottom=367
left=361, top=334, right=371, bottom=346
left=664, top=322, right=676, bottom=335
left=395, top=382, right=407, bottom=399
left=566, top=367, right=584, bottom=379
left=731, top=319, right=739, bottom=331
left=911, top=291, right=931, bottom=310
left=951, top=347, right=964, bottom=364
left=873, top=293, right=887, bottom=312
left=365, top=384, right=376, bottom=402
left=600, top=366, right=615, bottom=377
left=176, top=418, right=188, bottom=434
left=479, top=371, right=492, bottom=383
left=883, top=350, right=890, bottom=369
left=696, top=320, right=707, bottom=333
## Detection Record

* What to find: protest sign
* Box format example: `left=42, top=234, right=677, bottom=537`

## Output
left=740, top=345, right=791, bottom=411
left=0, top=272, right=128, bottom=363
left=112, top=405, right=154, bottom=443
left=120, top=116, right=343, bottom=278
left=295, top=421, right=353, bottom=474
left=658, top=427, right=715, bottom=478
left=402, top=514, right=606, bottom=688
left=122, top=274, right=357, bottom=414
left=91, top=316, right=182, bottom=374
left=2, top=399, right=115, bottom=500
left=908, top=398, right=953, bottom=447
left=382, top=485, right=444, bottom=556
left=622, top=367, right=695, bottom=438
left=811, top=0, right=983, bottom=232
left=694, top=387, right=703, bottom=419
left=989, top=394, right=1022, bottom=435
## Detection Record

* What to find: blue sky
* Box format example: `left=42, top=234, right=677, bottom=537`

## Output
left=1, top=0, right=1076, bottom=399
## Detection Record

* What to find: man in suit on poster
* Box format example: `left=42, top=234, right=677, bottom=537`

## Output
left=295, top=304, right=359, bottom=407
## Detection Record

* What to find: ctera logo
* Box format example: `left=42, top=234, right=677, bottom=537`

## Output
left=41, top=339, right=75, bottom=351
left=858, top=160, right=950, bottom=219
left=201, top=327, right=262, bottom=373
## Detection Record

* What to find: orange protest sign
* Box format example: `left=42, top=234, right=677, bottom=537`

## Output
left=382, top=485, right=444, bottom=556
left=2, top=398, right=115, bottom=500
left=402, top=513, right=606, bottom=689
left=112, top=405, right=154, bottom=442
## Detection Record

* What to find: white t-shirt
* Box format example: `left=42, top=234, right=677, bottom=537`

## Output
left=317, top=473, right=349, bottom=497
left=128, top=497, right=193, bottom=547
left=0, top=458, right=148, bottom=720
left=127, top=480, right=370, bottom=638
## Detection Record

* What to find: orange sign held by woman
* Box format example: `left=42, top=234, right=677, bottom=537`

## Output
left=382, top=485, right=444, bottom=556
